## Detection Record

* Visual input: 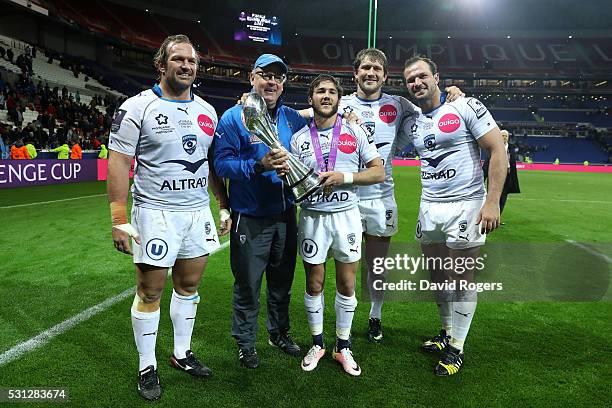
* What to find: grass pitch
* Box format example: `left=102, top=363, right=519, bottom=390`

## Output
left=0, top=167, right=610, bottom=407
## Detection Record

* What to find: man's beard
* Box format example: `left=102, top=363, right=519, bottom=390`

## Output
left=359, top=77, right=382, bottom=93
left=312, top=101, right=339, bottom=119
left=166, top=72, right=194, bottom=93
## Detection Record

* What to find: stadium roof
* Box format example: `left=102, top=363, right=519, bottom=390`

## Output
left=120, top=0, right=612, bottom=32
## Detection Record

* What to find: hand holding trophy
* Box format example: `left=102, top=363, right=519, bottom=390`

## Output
left=242, top=93, right=323, bottom=202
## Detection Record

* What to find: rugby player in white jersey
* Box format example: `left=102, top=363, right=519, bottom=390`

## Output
left=341, top=48, right=464, bottom=343
left=289, top=75, right=383, bottom=376
left=107, top=35, right=231, bottom=400
left=401, top=56, right=507, bottom=376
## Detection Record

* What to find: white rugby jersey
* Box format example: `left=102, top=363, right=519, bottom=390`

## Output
left=401, top=97, right=496, bottom=202
left=108, top=88, right=218, bottom=210
left=340, top=93, right=419, bottom=201
left=290, top=116, right=380, bottom=213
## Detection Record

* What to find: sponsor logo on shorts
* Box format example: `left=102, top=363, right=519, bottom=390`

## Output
left=146, top=238, right=168, bottom=261
left=416, top=220, right=422, bottom=239
left=205, top=221, right=211, bottom=235
left=301, top=239, right=318, bottom=258
left=438, top=114, right=461, bottom=133
left=198, top=114, right=215, bottom=136
left=347, top=233, right=356, bottom=245
left=111, top=109, right=127, bottom=133
left=378, top=104, right=397, bottom=124
left=338, top=133, right=357, bottom=154
left=182, top=134, right=197, bottom=155
left=239, top=234, right=247, bottom=244
left=459, top=220, right=468, bottom=233
left=386, top=209, right=393, bottom=221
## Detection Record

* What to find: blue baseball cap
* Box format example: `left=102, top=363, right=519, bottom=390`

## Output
left=253, top=54, right=288, bottom=74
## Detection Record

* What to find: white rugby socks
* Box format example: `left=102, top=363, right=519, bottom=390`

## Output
left=131, top=307, right=160, bottom=371
left=170, top=289, right=200, bottom=360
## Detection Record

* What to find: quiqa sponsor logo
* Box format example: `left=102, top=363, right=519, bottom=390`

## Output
left=378, top=104, right=397, bottom=124
left=338, top=133, right=357, bottom=154
left=438, top=114, right=461, bottom=133
left=198, top=114, right=214, bottom=136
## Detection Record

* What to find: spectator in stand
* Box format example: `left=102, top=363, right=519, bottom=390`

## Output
left=91, top=135, right=101, bottom=150
left=50, top=140, right=69, bottom=159
left=98, top=143, right=108, bottom=159
left=14, top=107, right=23, bottom=127
left=0, top=132, right=11, bottom=160
left=7, top=48, right=14, bottom=63
left=0, top=45, right=5, bottom=59
left=0, top=92, right=5, bottom=109
left=69, top=140, right=82, bottom=159
left=25, top=140, right=37, bottom=159
left=483, top=130, right=520, bottom=217
left=10, top=139, right=29, bottom=159
left=0, top=73, right=5, bottom=93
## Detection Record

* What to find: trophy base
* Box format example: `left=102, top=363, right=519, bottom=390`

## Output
left=285, top=168, right=324, bottom=203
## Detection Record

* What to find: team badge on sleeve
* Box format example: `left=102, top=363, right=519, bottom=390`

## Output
left=467, top=98, right=487, bottom=119
left=360, top=122, right=376, bottom=144
left=111, top=109, right=127, bottom=133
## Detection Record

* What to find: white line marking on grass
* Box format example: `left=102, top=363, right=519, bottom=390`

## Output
left=513, top=197, right=610, bottom=204
left=0, top=194, right=107, bottom=209
left=0, top=240, right=230, bottom=367
left=565, top=240, right=612, bottom=264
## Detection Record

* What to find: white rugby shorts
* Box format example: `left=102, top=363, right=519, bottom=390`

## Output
left=131, top=206, right=220, bottom=267
left=415, top=198, right=486, bottom=249
left=359, top=195, right=398, bottom=237
left=298, top=207, right=362, bottom=264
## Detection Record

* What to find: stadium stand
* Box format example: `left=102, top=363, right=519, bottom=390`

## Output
left=0, top=0, right=610, bottom=163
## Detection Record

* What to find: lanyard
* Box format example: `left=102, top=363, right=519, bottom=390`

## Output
left=309, top=114, right=342, bottom=172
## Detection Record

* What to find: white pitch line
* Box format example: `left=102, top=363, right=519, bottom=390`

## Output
left=0, top=193, right=107, bottom=209
left=565, top=240, right=612, bottom=264
left=513, top=197, right=610, bottom=204
left=0, top=240, right=230, bottom=367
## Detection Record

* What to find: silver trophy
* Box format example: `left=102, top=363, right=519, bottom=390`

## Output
left=242, top=92, right=322, bottom=202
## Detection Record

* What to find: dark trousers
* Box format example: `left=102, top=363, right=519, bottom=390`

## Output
left=230, top=207, right=297, bottom=349
left=500, top=191, right=508, bottom=214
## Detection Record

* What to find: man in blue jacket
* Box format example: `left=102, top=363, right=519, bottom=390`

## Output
left=214, top=54, right=305, bottom=368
